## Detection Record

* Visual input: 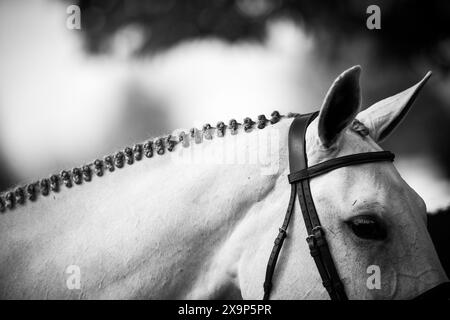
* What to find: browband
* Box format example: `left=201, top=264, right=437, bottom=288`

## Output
left=288, top=151, right=395, bottom=183
left=263, top=112, right=395, bottom=300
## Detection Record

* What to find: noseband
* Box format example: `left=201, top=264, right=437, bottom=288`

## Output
left=263, top=112, right=395, bottom=300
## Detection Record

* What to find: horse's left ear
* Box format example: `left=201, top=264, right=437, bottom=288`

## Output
left=318, top=65, right=362, bottom=148
left=356, top=72, right=432, bottom=142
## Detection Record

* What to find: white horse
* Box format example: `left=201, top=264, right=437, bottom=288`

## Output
left=0, top=66, right=448, bottom=299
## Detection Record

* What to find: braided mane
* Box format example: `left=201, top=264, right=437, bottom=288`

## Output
left=0, top=111, right=296, bottom=213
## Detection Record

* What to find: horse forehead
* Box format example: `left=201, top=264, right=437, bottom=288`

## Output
left=338, top=163, right=405, bottom=198
left=303, top=121, right=413, bottom=205
left=305, top=120, right=382, bottom=165
left=327, top=158, right=426, bottom=221
left=309, top=165, right=419, bottom=227
left=316, top=161, right=400, bottom=197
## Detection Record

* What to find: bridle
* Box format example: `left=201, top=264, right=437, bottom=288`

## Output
left=263, top=112, right=395, bottom=300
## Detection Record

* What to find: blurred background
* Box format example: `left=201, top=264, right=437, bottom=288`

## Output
left=0, top=0, right=449, bottom=270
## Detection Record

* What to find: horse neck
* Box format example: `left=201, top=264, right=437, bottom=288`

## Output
left=0, top=119, right=292, bottom=299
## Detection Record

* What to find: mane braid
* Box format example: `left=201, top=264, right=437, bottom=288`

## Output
left=0, top=111, right=295, bottom=213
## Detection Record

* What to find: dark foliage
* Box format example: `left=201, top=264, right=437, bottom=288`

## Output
left=73, top=0, right=450, bottom=73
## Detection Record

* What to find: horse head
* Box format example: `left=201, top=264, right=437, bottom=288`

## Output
left=289, top=66, right=448, bottom=299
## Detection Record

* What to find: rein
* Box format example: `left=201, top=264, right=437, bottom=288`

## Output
left=263, top=112, right=395, bottom=300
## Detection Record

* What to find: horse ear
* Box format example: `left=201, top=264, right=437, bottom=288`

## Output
left=318, top=65, right=362, bottom=148
left=356, top=72, right=432, bottom=143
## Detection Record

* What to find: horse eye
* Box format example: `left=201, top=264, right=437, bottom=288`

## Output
left=347, top=215, right=387, bottom=241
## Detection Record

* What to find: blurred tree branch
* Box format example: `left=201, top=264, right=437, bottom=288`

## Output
left=69, top=0, right=450, bottom=74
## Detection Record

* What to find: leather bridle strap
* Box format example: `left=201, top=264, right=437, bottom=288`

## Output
left=263, top=112, right=395, bottom=300
left=288, top=151, right=395, bottom=184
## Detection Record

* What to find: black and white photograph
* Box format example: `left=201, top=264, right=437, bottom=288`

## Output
left=0, top=0, right=450, bottom=307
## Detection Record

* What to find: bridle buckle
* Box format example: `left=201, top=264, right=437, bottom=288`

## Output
left=306, top=234, right=318, bottom=257
left=274, top=227, right=287, bottom=245
left=306, top=226, right=325, bottom=256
